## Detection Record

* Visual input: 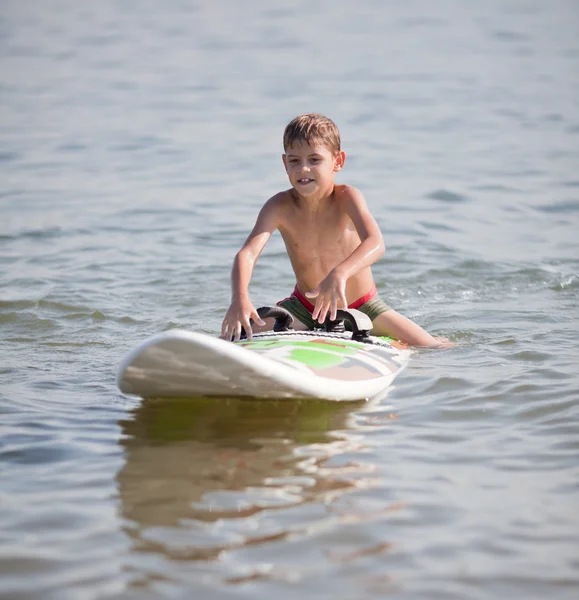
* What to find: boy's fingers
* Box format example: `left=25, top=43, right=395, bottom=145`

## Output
left=311, top=302, right=319, bottom=320
left=252, top=311, right=265, bottom=326
left=329, top=299, right=338, bottom=321
left=328, top=297, right=336, bottom=320
left=242, top=316, right=253, bottom=339
left=318, top=301, right=329, bottom=324
left=313, top=301, right=324, bottom=321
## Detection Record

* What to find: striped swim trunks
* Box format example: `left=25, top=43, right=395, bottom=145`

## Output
left=277, top=282, right=391, bottom=330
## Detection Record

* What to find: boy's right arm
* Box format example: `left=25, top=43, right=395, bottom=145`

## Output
left=221, top=195, right=283, bottom=341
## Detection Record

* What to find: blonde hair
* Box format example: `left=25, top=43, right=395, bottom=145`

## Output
left=283, top=113, right=341, bottom=155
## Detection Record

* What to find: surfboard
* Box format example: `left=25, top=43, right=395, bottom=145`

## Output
left=117, top=307, right=411, bottom=401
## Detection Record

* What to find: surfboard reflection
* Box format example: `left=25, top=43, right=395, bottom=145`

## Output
left=116, top=396, right=374, bottom=562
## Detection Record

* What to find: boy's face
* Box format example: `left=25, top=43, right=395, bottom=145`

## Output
left=282, top=141, right=345, bottom=197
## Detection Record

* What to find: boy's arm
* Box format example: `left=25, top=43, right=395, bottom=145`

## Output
left=221, top=196, right=282, bottom=341
left=337, top=185, right=385, bottom=277
left=307, top=186, right=385, bottom=323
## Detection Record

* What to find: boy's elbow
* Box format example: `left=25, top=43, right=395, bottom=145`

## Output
left=376, top=237, right=385, bottom=257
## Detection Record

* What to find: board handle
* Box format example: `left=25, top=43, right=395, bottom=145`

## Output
left=249, top=306, right=372, bottom=342
left=256, top=306, right=295, bottom=332
left=326, top=309, right=373, bottom=341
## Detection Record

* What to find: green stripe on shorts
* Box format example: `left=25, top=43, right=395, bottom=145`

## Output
left=278, top=296, right=317, bottom=329
left=356, top=295, right=392, bottom=321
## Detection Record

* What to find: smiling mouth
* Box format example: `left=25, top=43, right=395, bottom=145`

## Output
left=297, top=178, right=314, bottom=184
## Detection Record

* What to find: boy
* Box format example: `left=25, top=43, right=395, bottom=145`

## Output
left=221, top=113, right=444, bottom=346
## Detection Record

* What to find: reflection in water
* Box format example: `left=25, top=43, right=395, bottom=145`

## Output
left=116, top=396, right=389, bottom=577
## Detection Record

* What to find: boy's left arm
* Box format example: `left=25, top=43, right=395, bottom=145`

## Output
left=307, top=186, right=385, bottom=323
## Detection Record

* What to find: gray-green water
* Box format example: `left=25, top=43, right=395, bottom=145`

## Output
left=1, top=1, right=578, bottom=598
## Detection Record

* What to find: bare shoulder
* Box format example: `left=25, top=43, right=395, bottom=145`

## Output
left=334, top=184, right=380, bottom=236
left=333, top=184, right=370, bottom=213
left=262, top=189, right=295, bottom=212
left=252, top=189, right=294, bottom=233
left=334, top=184, right=366, bottom=203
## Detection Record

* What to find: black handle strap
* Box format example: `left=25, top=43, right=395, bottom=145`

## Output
left=325, top=308, right=372, bottom=341
left=244, top=306, right=371, bottom=341
left=256, top=306, right=295, bottom=332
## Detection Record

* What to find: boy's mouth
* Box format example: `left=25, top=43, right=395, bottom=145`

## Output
left=297, top=178, right=314, bottom=184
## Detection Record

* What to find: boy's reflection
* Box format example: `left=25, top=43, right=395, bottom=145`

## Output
left=117, top=397, right=366, bottom=532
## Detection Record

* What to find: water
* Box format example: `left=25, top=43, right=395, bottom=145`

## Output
left=1, top=0, right=578, bottom=598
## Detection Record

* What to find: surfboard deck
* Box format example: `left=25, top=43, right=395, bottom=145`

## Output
left=117, top=329, right=410, bottom=401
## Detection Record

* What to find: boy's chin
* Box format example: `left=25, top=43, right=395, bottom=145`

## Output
left=292, top=182, right=318, bottom=195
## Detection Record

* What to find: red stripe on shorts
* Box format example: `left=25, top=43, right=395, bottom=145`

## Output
left=292, top=283, right=377, bottom=313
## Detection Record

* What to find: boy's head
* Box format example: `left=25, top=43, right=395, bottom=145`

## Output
left=283, top=114, right=341, bottom=155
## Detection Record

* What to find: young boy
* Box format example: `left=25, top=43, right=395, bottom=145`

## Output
left=221, top=113, right=444, bottom=346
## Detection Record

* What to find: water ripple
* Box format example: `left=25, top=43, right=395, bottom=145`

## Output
left=1, top=0, right=578, bottom=598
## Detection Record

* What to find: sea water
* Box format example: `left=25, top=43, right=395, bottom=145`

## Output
left=1, top=1, right=578, bottom=598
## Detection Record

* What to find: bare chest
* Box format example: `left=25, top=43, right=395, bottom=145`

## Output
left=279, top=209, right=360, bottom=262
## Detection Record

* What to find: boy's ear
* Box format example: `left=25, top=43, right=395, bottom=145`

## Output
left=282, top=154, right=288, bottom=171
left=334, top=151, right=346, bottom=172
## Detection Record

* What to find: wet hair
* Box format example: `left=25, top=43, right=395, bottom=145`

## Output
left=283, top=113, right=341, bottom=155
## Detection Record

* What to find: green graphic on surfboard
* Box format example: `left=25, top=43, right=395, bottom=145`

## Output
left=237, top=338, right=360, bottom=368
left=238, top=338, right=360, bottom=354
left=289, top=348, right=346, bottom=368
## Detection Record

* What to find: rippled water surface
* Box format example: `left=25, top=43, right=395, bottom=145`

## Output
left=1, top=1, right=579, bottom=599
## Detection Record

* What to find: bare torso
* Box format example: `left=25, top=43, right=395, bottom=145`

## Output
left=222, top=174, right=444, bottom=346
left=276, top=185, right=376, bottom=303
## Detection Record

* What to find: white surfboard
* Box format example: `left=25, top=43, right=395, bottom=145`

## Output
left=117, top=308, right=410, bottom=401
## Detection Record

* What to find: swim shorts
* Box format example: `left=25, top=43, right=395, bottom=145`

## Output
left=277, top=283, right=391, bottom=330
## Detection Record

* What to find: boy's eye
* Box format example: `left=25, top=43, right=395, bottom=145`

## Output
left=310, top=157, right=320, bottom=163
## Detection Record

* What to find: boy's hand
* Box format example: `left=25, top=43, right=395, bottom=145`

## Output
left=221, top=298, right=265, bottom=342
left=305, top=272, right=347, bottom=324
